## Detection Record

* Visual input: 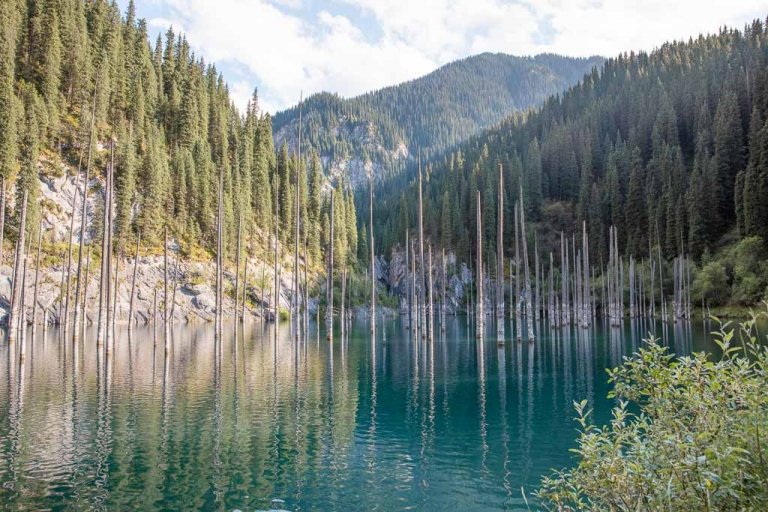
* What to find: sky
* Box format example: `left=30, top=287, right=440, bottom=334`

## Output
left=117, top=0, right=768, bottom=114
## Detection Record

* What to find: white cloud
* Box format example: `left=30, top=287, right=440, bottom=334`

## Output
left=143, top=0, right=768, bottom=113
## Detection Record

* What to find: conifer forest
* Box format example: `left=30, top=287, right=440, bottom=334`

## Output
left=1, top=1, right=768, bottom=511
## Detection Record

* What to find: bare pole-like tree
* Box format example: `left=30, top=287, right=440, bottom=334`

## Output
left=97, top=142, right=114, bottom=346
left=326, top=189, right=334, bottom=339
left=18, top=235, right=32, bottom=350
left=234, top=215, right=242, bottom=323
left=31, top=217, right=43, bottom=339
left=441, top=248, right=447, bottom=329
left=519, top=189, right=534, bottom=342
left=428, top=244, right=434, bottom=341
left=405, top=231, right=411, bottom=330
left=0, top=178, right=6, bottom=266
left=418, top=157, right=426, bottom=338
left=514, top=206, right=522, bottom=341
left=164, top=226, right=169, bottom=340
left=62, top=160, right=83, bottom=340
left=370, top=172, right=376, bottom=336
left=292, top=93, right=303, bottom=333
left=72, top=92, right=96, bottom=339
left=476, top=190, right=484, bottom=337
left=8, top=190, right=29, bottom=343
left=497, top=163, right=504, bottom=324
left=127, top=232, right=140, bottom=332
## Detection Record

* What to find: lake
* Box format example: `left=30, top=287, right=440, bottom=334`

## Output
left=0, top=316, right=722, bottom=511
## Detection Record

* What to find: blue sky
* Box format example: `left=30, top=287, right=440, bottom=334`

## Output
left=116, top=0, right=768, bottom=114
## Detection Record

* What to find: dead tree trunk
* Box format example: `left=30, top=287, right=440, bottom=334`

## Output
left=326, top=189, right=334, bottom=339
left=497, top=163, right=504, bottom=322
left=370, top=174, right=375, bottom=336
left=127, top=233, right=140, bottom=332
left=8, top=190, right=28, bottom=342
left=418, top=161, right=426, bottom=338
left=441, top=248, right=447, bottom=329
left=97, top=148, right=113, bottom=345
left=0, top=178, right=6, bottom=267
left=62, top=170, right=82, bottom=339
left=18, top=236, right=31, bottom=349
left=519, top=191, right=534, bottom=342
left=234, top=215, right=241, bottom=323
left=428, top=244, right=434, bottom=341
left=31, top=217, right=43, bottom=339
left=476, top=190, right=484, bottom=337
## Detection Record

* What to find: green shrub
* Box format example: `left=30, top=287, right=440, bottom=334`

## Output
left=537, top=312, right=768, bottom=511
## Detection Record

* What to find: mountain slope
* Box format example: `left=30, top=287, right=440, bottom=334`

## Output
left=369, top=17, right=768, bottom=307
left=272, top=53, right=603, bottom=186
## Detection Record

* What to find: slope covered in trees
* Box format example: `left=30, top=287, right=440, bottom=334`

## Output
left=371, top=17, right=768, bottom=307
left=272, top=53, right=603, bottom=186
left=0, top=0, right=359, bottom=273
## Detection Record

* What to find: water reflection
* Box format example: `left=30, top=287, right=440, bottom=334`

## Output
left=0, top=318, right=724, bottom=511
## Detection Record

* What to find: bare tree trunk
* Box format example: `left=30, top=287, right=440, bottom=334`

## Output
left=240, top=231, right=249, bottom=322
left=326, top=189, right=334, bottom=339
left=293, top=92, right=303, bottom=331
left=72, top=93, right=96, bottom=339
left=514, top=206, right=522, bottom=340
left=476, top=190, right=483, bottom=338
left=519, top=191, right=534, bottom=342
left=428, top=244, right=434, bottom=341
left=8, top=190, right=28, bottom=343
left=497, top=163, right=504, bottom=323
left=127, top=233, right=140, bottom=332
left=405, top=231, right=411, bottom=329
left=340, top=266, right=346, bottom=340
left=234, top=215, right=241, bottom=323
left=273, top=176, right=280, bottom=332
left=62, top=169, right=82, bottom=339
left=163, top=226, right=169, bottom=339
left=0, top=178, right=6, bottom=267
left=441, top=248, right=446, bottom=329
left=82, top=244, right=92, bottom=332
left=303, top=228, right=309, bottom=334
left=111, top=253, right=120, bottom=342
left=97, top=147, right=113, bottom=346
left=31, top=217, right=43, bottom=339
left=418, top=161, right=426, bottom=338
left=170, top=252, right=179, bottom=322
left=216, top=170, right=224, bottom=337
left=18, top=236, right=31, bottom=353
left=370, top=174, right=375, bottom=336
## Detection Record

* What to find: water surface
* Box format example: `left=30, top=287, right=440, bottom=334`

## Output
left=0, top=317, right=721, bottom=511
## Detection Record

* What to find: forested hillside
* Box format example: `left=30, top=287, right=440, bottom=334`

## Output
left=272, top=53, right=603, bottom=187
left=371, top=18, right=768, bottom=307
left=0, top=0, right=360, bottom=271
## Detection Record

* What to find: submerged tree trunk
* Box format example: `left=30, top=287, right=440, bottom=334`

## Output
left=31, top=218, right=43, bottom=339
left=8, top=190, right=28, bottom=343
left=62, top=170, right=82, bottom=339
left=476, top=190, right=483, bottom=337
left=326, top=189, right=334, bottom=339
left=370, top=174, right=375, bottom=336
left=519, top=190, right=534, bottom=342
left=128, top=233, right=140, bottom=332
left=418, top=162, right=426, bottom=338
left=0, top=178, right=6, bottom=267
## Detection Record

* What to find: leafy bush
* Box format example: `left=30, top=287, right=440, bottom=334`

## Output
left=537, top=312, right=768, bottom=511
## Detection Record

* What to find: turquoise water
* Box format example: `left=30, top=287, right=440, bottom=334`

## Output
left=0, top=317, right=720, bottom=511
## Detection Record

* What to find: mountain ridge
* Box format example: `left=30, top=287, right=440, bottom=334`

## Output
left=272, top=52, right=604, bottom=187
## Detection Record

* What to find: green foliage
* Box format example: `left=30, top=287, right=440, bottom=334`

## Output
left=373, top=19, right=768, bottom=277
left=273, top=54, right=603, bottom=172
left=692, top=237, right=768, bottom=307
left=538, top=314, right=768, bottom=511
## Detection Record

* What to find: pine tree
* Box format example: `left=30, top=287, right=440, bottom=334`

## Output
left=713, top=90, right=745, bottom=232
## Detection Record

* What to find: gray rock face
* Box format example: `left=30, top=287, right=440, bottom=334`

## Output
left=380, top=246, right=470, bottom=314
